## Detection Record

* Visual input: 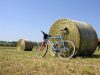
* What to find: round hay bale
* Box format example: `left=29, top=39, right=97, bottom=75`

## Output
left=17, top=39, right=34, bottom=51
left=49, top=19, right=98, bottom=56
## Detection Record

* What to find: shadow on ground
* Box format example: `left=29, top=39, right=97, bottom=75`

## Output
left=78, top=54, right=100, bottom=59
left=90, top=54, right=100, bottom=58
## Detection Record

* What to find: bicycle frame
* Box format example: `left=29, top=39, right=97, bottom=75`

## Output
left=46, top=35, right=66, bottom=51
left=41, top=30, right=68, bottom=52
left=36, top=30, right=75, bottom=58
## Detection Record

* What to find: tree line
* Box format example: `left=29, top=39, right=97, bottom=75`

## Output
left=0, top=41, right=39, bottom=47
left=0, top=41, right=17, bottom=47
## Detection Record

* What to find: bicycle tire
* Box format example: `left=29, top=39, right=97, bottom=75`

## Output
left=35, top=43, right=48, bottom=57
left=58, top=40, right=75, bottom=59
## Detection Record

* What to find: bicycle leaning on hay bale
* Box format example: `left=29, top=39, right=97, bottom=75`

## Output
left=35, top=28, right=75, bottom=59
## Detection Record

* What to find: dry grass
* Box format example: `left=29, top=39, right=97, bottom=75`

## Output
left=0, top=47, right=100, bottom=75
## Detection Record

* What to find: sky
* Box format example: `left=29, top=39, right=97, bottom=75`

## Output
left=0, top=0, right=100, bottom=42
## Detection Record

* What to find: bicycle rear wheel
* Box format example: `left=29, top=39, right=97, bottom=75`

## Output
left=58, top=40, right=75, bottom=59
left=35, top=43, right=48, bottom=57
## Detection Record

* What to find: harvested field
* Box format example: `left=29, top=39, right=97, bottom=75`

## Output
left=0, top=47, right=100, bottom=75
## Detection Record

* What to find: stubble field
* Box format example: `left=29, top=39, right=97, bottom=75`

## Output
left=0, top=47, right=100, bottom=75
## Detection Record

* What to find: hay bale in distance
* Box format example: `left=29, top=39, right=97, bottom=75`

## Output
left=17, top=39, right=34, bottom=51
left=49, top=19, right=98, bottom=56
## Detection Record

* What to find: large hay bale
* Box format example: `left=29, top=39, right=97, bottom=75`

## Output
left=17, top=39, right=34, bottom=51
left=49, top=19, right=98, bottom=56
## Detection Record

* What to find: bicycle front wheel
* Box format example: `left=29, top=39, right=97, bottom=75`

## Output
left=58, top=40, right=75, bottom=59
left=35, top=43, right=48, bottom=58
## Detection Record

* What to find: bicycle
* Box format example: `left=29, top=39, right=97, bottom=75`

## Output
left=35, top=30, right=75, bottom=59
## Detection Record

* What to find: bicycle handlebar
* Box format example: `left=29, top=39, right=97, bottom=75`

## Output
left=41, top=30, right=46, bottom=35
left=41, top=30, right=63, bottom=40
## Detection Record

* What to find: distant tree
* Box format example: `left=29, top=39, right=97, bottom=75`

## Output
left=11, top=41, right=17, bottom=47
left=0, top=41, right=17, bottom=47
